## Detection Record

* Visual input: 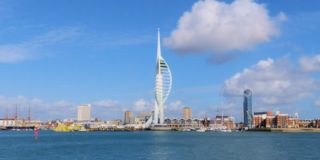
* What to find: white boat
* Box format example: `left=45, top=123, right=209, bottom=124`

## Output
left=196, top=128, right=207, bottom=132
left=79, top=126, right=87, bottom=132
left=181, top=128, right=192, bottom=132
left=150, top=124, right=172, bottom=131
left=209, top=125, right=233, bottom=132
left=220, top=129, right=232, bottom=132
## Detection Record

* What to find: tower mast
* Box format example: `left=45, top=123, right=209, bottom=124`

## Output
left=28, top=105, right=31, bottom=121
left=5, top=108, right=8, bottom=119
left=15, top=104, right=18, bottom=120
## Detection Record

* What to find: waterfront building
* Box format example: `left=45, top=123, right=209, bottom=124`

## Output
left=124, top=111, right=133, bottom=124
left=135, top=112, right=152, bottom=124
left=298, top=120, right=312, bottom=128
left=253, top=112, right=274, bottom=128
left=77, top=104, right=91, bottom=121
left=313, top=120, right=320, bottom=128
left=243, top=89, right=253, bottom=128
left=202, top=117, right=210, bottom=127
left=252, top=111, right=314, bottom=129
left=235, top=123, right=244, bottom=129
left=288, top=117, right=299, bottom=128
left=106, top=120, right=122, bottom=126
left=163, top=118, right=203, bottom=129
left=152, top=29, right=173, bottom=125
left=0, top=118, right=40, bottom=130
left=253, top=115, right=263, bottom=128
left=275, top=113, right=289, bottom=128
left=182, top=107, right=192, bottom=120
left=134, top=117, right=143, bottom=125
left=210, top=116, right=235, bottom=130
left=0, top=118, right=16, bottom=127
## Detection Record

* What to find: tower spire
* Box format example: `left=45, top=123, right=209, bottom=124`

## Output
left=153, top=28, right=173, bottom=125
left=157, top=28, right=161, bottom=59
left=28, top=105, right=31, bottom=121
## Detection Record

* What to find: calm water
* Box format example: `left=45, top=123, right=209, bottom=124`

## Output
left=0, top=131, right=319, bottom=160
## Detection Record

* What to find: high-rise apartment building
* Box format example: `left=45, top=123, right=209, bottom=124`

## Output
left=77, top=104, right=91, bottom=121
left=182, top=107, right=192, bottom=120
left=124, top=111, right=133, bottom=124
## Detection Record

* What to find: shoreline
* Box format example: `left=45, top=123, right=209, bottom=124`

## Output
left=249, top=128, right=320, bottom=133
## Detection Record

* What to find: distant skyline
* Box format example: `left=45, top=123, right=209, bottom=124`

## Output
left=0, top=0, right=320, bottom=121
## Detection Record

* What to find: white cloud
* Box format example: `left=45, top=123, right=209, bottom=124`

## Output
left=132, top=99, right=188, bottom=118
left=277, top=12, right=288, bottom=22
left=0, top=96, right=124, bottom=120
left=166, top=100, right=184, bottom=111
left=92, top=99, right=119, bottom=108
left=0, top=45, right=34, bottom=63
left=52, top=100, right=74, bottom=108
left=224, top=58, right=319, bottom=105
left=163, top=100, right=187, bottom=118
left=0, top=28, right=80, bottom=63
left=174, top=85, right=217, bottom=94
left=133, top=99, right=153, bottom=112
left=164, top=0, right=285, bottom=54
left=300, top=54, right=320, bottom=72
left=0, top=96, right=75, bottom=120
left=200, top=101, right=238, bottom=120
left=0, top=95, right=188, bottom=120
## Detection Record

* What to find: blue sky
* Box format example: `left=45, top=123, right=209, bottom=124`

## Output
left=0, top=0, right=320, bottom=121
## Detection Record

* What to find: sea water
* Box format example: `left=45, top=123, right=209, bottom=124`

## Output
left=0, top=131, right=319, bottom=160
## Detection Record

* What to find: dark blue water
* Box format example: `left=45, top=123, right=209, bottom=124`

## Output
left=0, top=131, right=319, bottom=160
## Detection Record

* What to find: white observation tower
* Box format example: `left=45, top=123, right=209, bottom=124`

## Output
left=152, top=29, right=172, bottom=125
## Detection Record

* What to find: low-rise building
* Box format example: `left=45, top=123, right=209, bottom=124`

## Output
left=253, top=111, right=300, bottom=129
left=211, top=116, right=235, bottom=129
left=106, top=119, right=122, bottom=126
left=275, top=113, right=289, bottom=128
left=0, top=118, right=17, bottom=127
left=253, top=112, right=275, bottom=128
left=288, top=117, right=299, bottom=128
left=135, top=112, right=152, bottom=124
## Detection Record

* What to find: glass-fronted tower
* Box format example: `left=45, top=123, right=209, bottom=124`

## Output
left=243, top=89, right=253, bottom=128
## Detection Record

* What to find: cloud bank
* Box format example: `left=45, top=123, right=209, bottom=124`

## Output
left=300, top=54, right=320, bottom=72
left=224, top=57, right=320, bottom=106
left=0, top=96, right=187, bottom=120
left=164, top=0, right=285, bottom=54
left=0, top=96, right=75, bottom=120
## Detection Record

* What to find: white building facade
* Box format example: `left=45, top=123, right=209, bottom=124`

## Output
left=77, top=104, right=91, bottom=121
